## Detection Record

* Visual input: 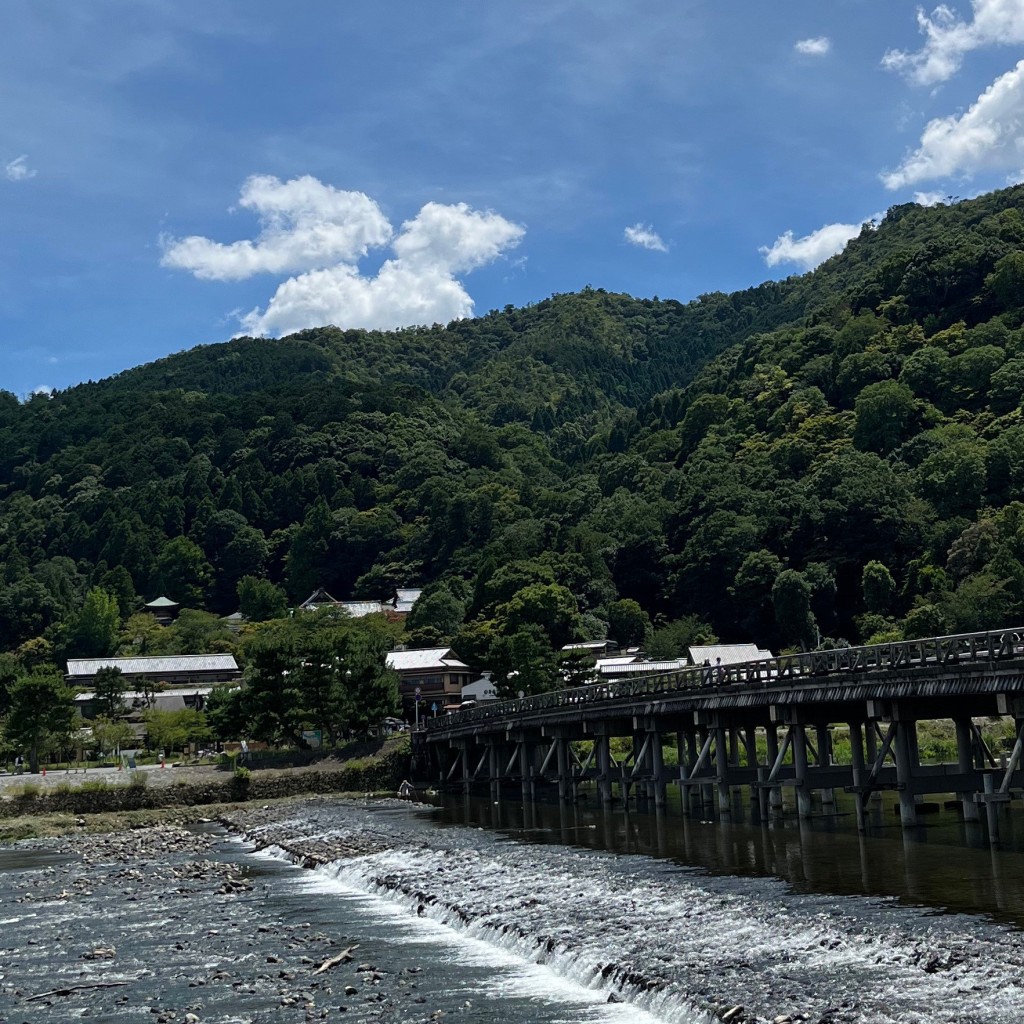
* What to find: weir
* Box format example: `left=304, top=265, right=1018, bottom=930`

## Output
left=420, top=626, right=1024, bottom=847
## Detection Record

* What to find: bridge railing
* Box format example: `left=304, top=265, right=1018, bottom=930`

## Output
left=425, top=626, right=1024, bottom=733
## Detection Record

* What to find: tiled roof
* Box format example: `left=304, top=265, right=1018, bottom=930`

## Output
left=688, top=644, right=773, bottom=666
left=386, top=647, right=469, bottom=672
left=339, top=601, right=385, bottom=618
left=597, top=659, right=689, bottom=675
left=67, top=655, right=239, bottom=677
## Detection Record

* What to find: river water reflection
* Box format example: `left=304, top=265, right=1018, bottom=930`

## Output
left=431, top=787, right=1024, bottom=929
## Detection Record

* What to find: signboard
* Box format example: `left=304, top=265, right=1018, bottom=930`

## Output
left=302, top=729, right=322, bottom=749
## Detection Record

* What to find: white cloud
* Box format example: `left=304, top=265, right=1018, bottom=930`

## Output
left=5, top=154, right=36, bottom=181
left=393, top=201, right=525, bottom=273
left=795, top=37, right=831, bottom=56
left=759, top=221, right=864, bottom=271
left=164, top=176, right=525, bottom=338
left=881, top=60, right=1024, bottom=188
left=160, top=174, right=393, bottom=280
left=239, top=261, right=477, bottom=337
left=624, top=223, right=668, bottom=252
left=883, top=1, right=1024, bottom=86
left=913, top=190, right=947, bottom=205
left=242, top=202, right=524, bottom=337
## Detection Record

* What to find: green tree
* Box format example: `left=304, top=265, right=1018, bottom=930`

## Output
left=490, top=626, right=559, bottom=697
left=98, top=566, right=138, bottom=620
left=646, top=615, right=718, bottom=660
left=205, top=685, right=247, bottom=743
left=853, top=381, right=917, bottom=455
left=773, top=569, right=816, bottom=650
left=338, top=628, right=400, bottom=737
left=68, top=587, right=121, bottom=658
left=144, top=708, right=210, bottom=755
left=91, top=665, right=128, bottom=719
left=731, top=550, right=784, bottom=642
left=237, top=575, right=288, bottom=621
left=5, top=668, right=76, bottom=773
left=153, top=536, right=213, bottom=607
left=606, top=598, right=651, bottom=648
left=241, top=631, right=304, bottom=746
left=405, top=587, right=465, bottom=638
left=293, top=637, right=347, bottom=745
left=862, top=560, right=896, bottom=615
left=91, top=717, right=136, bottom=758
left=165, top=609, right=237, bottom=655
left=496, top=583, right=580, bottom=649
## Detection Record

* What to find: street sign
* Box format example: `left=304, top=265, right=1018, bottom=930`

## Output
left=431, top=702, right=438, bottom=714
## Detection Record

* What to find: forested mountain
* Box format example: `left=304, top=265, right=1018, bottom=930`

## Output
left=5, top=184, right=1024, bottom=676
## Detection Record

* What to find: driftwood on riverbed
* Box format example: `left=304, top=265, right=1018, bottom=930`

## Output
left=312, top=943, right=359, bottom=974
left=24, top=980, right=128, bottom=1002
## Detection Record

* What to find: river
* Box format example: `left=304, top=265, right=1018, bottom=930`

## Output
left=4, top=790, right=1024, bottom=1023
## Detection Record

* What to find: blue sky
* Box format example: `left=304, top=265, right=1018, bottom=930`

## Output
left=5, top=1, right=1024, bottom=397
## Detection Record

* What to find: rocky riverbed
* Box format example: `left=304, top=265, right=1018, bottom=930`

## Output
left=5, top=797, right=1024, bottom=1024
left=0, top=807, right=483, bottom=1024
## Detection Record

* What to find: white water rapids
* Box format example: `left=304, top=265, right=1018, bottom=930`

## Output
left=241, top=802, right=1024, bottom=1024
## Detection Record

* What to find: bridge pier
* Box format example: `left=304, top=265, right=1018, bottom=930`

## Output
left=764, top=725, right=784, bottom=813
left=650, top=730, right=666, bottom=808
left=518, top=736, right=535, bottom=802
left=489, top=742, right=500, bottom=803
left=849, top=719, right=867, bottom=832
left=594, top=730, right=613, bottom=807
left=891, top=705, right=919, bottom=828
left=791, top=723, right=813, bottom=818
left=555, top=735, right=571, bottom=803
left=715, top=722, right=731, bottom=814
left=955, top=716, right=981, bottom=822
left=816, top=725, right=835, bottom=806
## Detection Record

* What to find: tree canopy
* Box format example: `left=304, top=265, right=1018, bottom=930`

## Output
left=3, top=185, right=1024, bottom=691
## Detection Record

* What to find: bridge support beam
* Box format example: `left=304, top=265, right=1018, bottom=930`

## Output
left=849, top=719, right=867, bottom=832
left=817, top=725, right=835, bottom=806
left=489, top=742, right=500, bottom=802
left=519, top=738, right=535, bottom=802
left=892, top=707, right=919, bottom=828
left=955, top=717, right=981, bottom=822
left=715, top=723, right=731, bottom=814
left=633, top=718, right=667, bottom=808
left=595, top=732, right=613, bottom=807
left=792, top=724, right=813, bottom=818
left=556, top=735, right=571, bottom=803
left=764, top=726, right=783, bottom=813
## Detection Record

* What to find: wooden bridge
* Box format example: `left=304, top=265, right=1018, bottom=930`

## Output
left=420, top=627, right=1024, bottom=842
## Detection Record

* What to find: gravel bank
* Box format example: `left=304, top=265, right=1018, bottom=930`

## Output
left=0, top=806, right=471, bottom=1024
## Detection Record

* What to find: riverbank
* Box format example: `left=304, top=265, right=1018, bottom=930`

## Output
left=0, top=738, right=411, bottom=839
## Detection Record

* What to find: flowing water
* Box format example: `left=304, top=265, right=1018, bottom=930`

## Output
left=237, top=791, right=1024, bottom=1024
left=5, top=792, right=1024, bottom=1023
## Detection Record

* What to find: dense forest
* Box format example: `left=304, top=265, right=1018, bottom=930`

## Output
left=6, top=184, right=1024, bottom=694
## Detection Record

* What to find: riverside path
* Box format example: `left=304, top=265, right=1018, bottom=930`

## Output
left=420, top=627, right=1024, bottom=844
